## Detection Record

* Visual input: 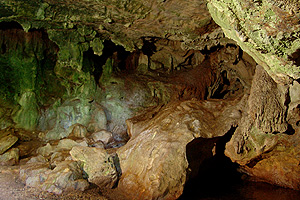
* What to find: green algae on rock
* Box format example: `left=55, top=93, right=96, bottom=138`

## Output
left=207, top=0, right=300, bottom=83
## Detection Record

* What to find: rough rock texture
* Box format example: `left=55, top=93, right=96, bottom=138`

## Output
left=0, top=27, right=60, bottom=130
left=240, top=133, right=300, bottom=190
left=90, top=130, right=113, bottom=145
left=0, top=0, right=300, bottom=196
left=224, top=65, right=300, bottom=189
left=20, top=161, right=89, bottom=194
left=116, top=98, right=244, bottom=199
left=70, top=146, right=119, bottom=189
left=0, top=134, right=18, bottom=155
left=1, top=0, right=216, bottom=51
left=0, top=148, right=19, bottom=166
left=207, top=0, right=300, bottom=83
left=248, top=66, right=288, bottom=133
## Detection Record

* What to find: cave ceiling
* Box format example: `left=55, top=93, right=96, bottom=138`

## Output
left=1, top=0, right=299, bottom=83
left=0, top=0, right=219, bottom=51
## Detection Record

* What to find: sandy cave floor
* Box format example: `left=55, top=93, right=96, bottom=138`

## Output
left=0, top=166, right=107, bottom=200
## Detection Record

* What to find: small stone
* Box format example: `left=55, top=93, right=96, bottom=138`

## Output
left=50, top=151, right=70, bottom=164
left=27, top=155, right=48, bottom=164
left=0, top=134, right=18, bottom=155
left=36, top=143, right=54, bottom=157
left=90, top=130, right=113, bottom=145
left=68, top=123, right=88, bottom=138
left=56, top=138, right=88, bottom=151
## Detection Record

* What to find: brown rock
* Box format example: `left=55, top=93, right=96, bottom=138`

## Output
left=0, top=148, right=19, bottom=166
left=90, top=130, right=113, bottom=145
left=117, top=98, right=243, bottom=199
left=70, top=146, right=119, bottom=188
left=69, top=123, right=88, bottom=138
left=0, top=134, right=18, bottom=155
left=225, top=65, right=300, bottom=189
left=248, top=65, right=288, bottom=133
left=20, top=160, right=89, bottom=194
left=240, top=134, right=300, bottom=190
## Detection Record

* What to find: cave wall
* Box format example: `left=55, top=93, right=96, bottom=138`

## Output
left=0, top=0, right=300, bottom=197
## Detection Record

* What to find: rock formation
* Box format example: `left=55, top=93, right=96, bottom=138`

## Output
left=0, top=0, right=299, bottom=199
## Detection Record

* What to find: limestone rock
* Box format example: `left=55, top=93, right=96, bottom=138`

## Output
left=117, top=99, right=243, bottom=199
left=36, top=143, right=55, bottom=157
left=0, top=148, right=19, bottom=166
left=249, top=65, right=288, bottom=133
left=27, top=155, right=48, bottom=164
left=87, top=103, right=107, bottom=132
left=224, top=66, right=300, bottom=189
left=70, top=146, right=119, bottom=188
left=68, top=123, right=88, bottom=138
left=20, top=161, right=89, bottom=194
left=56, top=138, right=88, bottom=151
left=90, top=130, right=113, bottom=145
left=37, top=139, right=88, bottom=158
left=225, top=66, right=288, bottom=165
left=240, top=133, right=300, bottom=190
left=207, top=0, right=300, bottom=83
left=0, top=134, right=18, bottom=155
left=17, top=141, right=41, bottom=158
left=43, top=99, right=94, bottom=140
left=20, top=162, right=50, bottom=184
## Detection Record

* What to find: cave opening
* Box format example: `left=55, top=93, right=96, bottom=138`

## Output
left=179, top=127, right=242, bottom=200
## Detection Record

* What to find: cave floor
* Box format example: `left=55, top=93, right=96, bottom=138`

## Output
left=1, top=165, right=300, bottom=200
left=0, top=166, right=107, bottom=200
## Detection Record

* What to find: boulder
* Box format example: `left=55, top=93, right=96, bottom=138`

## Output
left=56, top=138, right=88, bottom=151
left=87, top=103, right=107, bottom=132
left=0, top=148, right=19, bottom=166
left=36, top=143, right=55, bottom=157
left=20, top=161, right=89, bottom=194
left=116, top=99, right=243, bottom=199
left=0, top=134, right=18, bottom=155
left=240, top=134, right=300, bottom=190
left=70, top=146, right=119, bottom=188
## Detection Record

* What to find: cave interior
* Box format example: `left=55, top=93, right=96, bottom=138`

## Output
left=0, top=0, right=300, bottom=200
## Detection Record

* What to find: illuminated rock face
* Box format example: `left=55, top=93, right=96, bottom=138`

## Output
left=0, top=0, right=300, bottom=198
left=207, top=0, right=300, bottom=83
left=117, top=98, right=243, bottom=199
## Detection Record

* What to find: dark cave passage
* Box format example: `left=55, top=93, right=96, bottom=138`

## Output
left=180, top=127, right=242, bottom=200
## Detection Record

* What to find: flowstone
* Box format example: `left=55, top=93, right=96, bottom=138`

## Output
left=116, top=98, right=244, bottom=199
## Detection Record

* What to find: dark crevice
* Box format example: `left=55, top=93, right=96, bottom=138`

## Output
left=199, top=44, right=223, bottom=57
left=289, top=48, right=300, bottom=66
left=211, top=70, right=231, bottom=99
left=141, top=37, right=158, bottom=70
left=284, top=124, right=295, bottom=135
left=246, top=155, right=264, bottom=168
left=84, top=40, right=131, bottom=84
left=179, top=126, right=241, bottom=199
left=0, top=21, right=23, bottom=30
left=1, top=43, right=6, bottom=54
